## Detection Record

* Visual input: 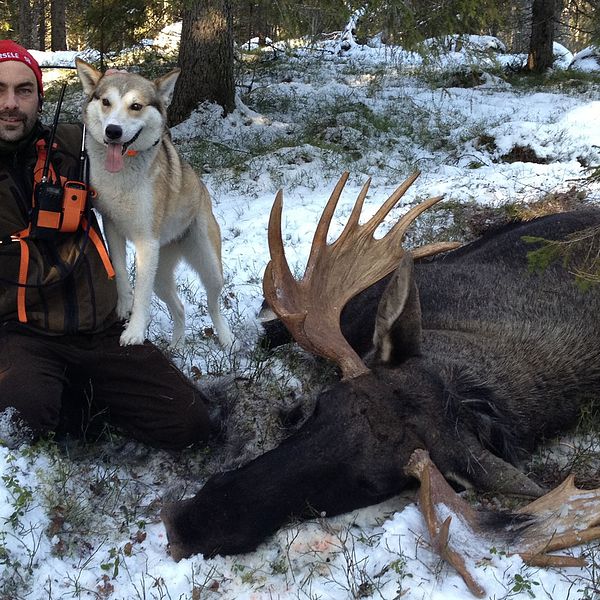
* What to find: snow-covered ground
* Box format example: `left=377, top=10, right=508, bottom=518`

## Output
left=2, top=32, right=600, bottom=599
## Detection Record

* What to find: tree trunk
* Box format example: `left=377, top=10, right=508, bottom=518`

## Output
left=51, top=0, right=67, bottom=50
left=168, top=0, right=235, bottom=126
left=35, top=0, right=46, bottom=49
left=527, top=0, right=557, bottom=73
left=18, top=0, right=34, bottom=47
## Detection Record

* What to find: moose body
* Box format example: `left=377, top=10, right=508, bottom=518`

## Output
left=162, top=206, right=600, bottom=560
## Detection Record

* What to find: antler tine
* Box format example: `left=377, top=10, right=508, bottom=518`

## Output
left=406, top=449, right=486, bottom=598
left=307, top=171, right=350, bottom=268
left=267, top=191, right=291, bottom=278
left=334, top=177, right=371, bottom=247
left=266, top=190, right=301, bottom=309
left=363, top=171, right=420, bottom=236
left=389, top=194, right=445, bottom=240
left=264, top=191, right=314, bottom=350
left=412, top=241, right=462, bottom=260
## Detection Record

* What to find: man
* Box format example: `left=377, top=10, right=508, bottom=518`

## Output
left=0, top=40, right=216, bottom=449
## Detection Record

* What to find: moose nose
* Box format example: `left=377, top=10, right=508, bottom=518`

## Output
left=105, top=124, right=123, bottom=140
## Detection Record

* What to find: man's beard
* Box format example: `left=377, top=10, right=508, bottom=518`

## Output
left=0, top=109, right=35, bottom=142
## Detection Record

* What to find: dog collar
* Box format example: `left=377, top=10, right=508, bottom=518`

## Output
left=122, top=135, right=161, bottom=158
left=122, top=127, right=143, bottom=155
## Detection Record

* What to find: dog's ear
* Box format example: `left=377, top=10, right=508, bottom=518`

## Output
left=75, top=58, right=103, bottom=95
left=155, top=69, right=181, bottom=108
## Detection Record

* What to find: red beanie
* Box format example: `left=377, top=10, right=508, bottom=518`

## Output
left=0, top=40, right=43, bottom=97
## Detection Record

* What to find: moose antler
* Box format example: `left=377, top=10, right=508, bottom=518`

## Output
left=405, top=449, right=487, bottom=597
left=515, top=474, right=600, bottom=563
left=405, top=449, right=600, bottom=598
left=263, top=171, right=459, bottom=379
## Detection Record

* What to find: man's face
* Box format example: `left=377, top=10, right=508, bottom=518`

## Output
left=0, top=61, right=39, bottom=143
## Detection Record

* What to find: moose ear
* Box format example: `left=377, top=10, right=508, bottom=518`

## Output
left=372, top=253, right=422, bottom=365
left=75, top=58, right=102, bottom=95
left=155, top=68, right=181, bottom=107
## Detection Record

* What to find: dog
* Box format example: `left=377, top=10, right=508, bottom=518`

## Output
left=75, top=59, right=233, bottom=348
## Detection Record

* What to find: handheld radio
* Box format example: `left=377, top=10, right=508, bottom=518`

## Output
left=29, top=84, right=88, bottom=240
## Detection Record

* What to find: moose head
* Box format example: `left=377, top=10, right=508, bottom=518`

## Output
left=162, top=173, right=600, bottom=595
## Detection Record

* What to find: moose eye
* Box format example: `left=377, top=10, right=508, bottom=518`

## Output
left=102, top=98, right=111, bottom=107
left=130, top=103, right=143, bottom=111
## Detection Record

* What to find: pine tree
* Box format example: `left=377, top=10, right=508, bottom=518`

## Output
left=527, top=0, right=558, bottom=72
left=168, top=0, right=235, bottom=124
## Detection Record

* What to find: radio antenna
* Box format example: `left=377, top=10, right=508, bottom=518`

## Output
left=41, top=83, right=67, bottom=183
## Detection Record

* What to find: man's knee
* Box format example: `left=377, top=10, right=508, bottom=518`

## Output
left=0, top=337, right=64, bottom=436
left=0, top=372, right=63, bottom=436
left=148, top=393, right=214, bottom=450
left=131, top=392, right=215, bottom=450
left=180, top=396, right=215, bottom=447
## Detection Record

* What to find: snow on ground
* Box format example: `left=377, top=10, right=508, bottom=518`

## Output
left=2, top=33, right=600, bottom=600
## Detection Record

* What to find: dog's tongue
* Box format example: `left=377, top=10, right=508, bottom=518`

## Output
left=105, top=143, right=124, bottom=173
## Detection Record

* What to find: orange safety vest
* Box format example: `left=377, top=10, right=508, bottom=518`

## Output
left=11, top=138, right=114, bottom=323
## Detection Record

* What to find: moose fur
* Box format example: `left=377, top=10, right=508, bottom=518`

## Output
left=162, top=208, right=600, bottom=560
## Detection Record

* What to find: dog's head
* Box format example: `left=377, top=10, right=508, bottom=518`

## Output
left=75, top=58, right=180, bottom=173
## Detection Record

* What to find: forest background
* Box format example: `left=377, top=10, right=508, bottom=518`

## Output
left=3, top=0, right=600, bottom=123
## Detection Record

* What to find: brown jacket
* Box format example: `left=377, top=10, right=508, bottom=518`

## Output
left=0, top=122, right=118, bottom=334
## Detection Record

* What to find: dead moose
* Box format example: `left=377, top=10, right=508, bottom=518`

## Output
left=162, top=172, right=600, bottom=595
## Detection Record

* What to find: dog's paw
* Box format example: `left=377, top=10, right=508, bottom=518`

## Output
left=217, top=328, right=237, bottom=351
left=119, top=325, right=146, bottom=346
left=218, top=333, right=241, bottom=355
